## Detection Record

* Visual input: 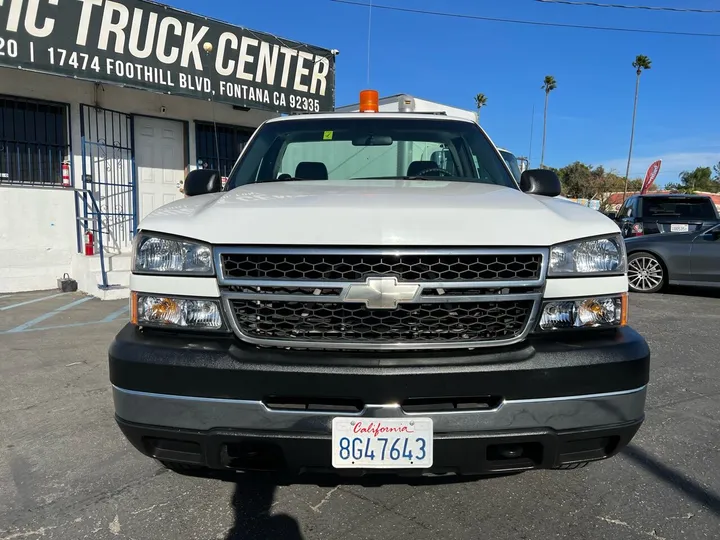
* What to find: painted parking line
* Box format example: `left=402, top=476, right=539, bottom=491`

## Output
left=0, top=305, right=129, bottom=335
left=102, top=306, right=130, bottom=323
left=1, top=318, right=123, bottom=334
left=0, top=292, right=67, bottom=311
left=5, top=297, right=93, bottom=333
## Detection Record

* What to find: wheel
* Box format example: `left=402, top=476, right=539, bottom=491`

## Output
left=627, top=252, right=665, bottom=293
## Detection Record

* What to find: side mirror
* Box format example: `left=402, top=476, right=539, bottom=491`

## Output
left=183, top=169, right=222, bottom=197
left=520, top=169, right=562, bottom=198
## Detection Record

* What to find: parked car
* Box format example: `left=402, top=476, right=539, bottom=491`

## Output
left=609, top=193, right=719, bottom=238
left=625, top=223, right=720, bottom=293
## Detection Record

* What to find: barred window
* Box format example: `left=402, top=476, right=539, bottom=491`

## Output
left=0, top=96, right=70, bottom=186
left=195, top=121, right=254, bottom=178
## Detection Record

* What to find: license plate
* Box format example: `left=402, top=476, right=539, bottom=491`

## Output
left=331, top=418, right=433, bottom=469
left=670, top=224, right=689, bottom=232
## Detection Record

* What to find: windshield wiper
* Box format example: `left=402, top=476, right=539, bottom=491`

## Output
left=372, top=176, right=460, bottom=181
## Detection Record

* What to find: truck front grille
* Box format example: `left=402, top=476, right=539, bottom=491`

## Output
left=215, top=247, right=547, bottom=351
left=220, top=252, right=542, bottom=282
left=229, top=299, right=534, bottom=344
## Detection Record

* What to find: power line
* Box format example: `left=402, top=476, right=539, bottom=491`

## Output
left=537, top=1, right=720, bottom=14
left=330, top=0, right=720, bottom=37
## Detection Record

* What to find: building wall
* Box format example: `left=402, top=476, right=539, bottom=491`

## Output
left=0, top=68, right=277, bottom=292
left=0, top=186, right=76, bottom=293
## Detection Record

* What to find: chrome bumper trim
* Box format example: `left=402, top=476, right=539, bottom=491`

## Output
left=113, top=385, right=647, bottom=434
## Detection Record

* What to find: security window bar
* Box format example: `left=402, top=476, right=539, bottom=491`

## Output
left=79, top=104, right=136, bottom=252
left=0, top=96, right=69, bottom=186
left=195, top=121, right=254, bottom=177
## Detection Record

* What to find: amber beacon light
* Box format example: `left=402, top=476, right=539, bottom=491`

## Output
left=359, top=89, right=379, bottom=112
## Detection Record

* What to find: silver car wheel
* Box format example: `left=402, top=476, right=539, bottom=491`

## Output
left=628, top=255, right=664, bottom=293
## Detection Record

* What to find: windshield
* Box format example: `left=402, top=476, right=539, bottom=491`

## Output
left=499, top=150, right=522, bottom=182
left=225, top=117, right=518, bottom=190
left=641, top=197, right=718, bottom=220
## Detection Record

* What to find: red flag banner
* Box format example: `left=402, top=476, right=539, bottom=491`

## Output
left=641, top=160, right=662, bottom=194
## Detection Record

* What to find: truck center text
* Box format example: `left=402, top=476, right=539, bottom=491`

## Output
left=2, top=0, right=330, bottom=97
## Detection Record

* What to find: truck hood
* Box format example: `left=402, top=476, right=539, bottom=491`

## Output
left=140, top=180, right=620, bottom=246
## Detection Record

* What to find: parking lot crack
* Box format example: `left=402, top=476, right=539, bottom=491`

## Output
left=597, top=516, right=667, bottom=539
left=309, top=486, right=340, bottom=513
left=0, top=526, right=57, bottom=539
left=339, top=489, right=433, bottom=531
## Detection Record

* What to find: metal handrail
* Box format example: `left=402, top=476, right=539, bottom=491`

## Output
left=73, top=188, right=109, bottom=289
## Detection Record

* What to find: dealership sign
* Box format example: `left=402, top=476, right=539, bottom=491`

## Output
left=0, top=0, right=336, bottom=114
left=640, top=159, right=662, bottom=194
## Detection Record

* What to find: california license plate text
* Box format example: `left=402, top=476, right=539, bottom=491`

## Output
left=331, top=418, right=433, bottom=468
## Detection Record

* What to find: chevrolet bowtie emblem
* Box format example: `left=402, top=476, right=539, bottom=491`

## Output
left=343, top=277, right=420, bottom=309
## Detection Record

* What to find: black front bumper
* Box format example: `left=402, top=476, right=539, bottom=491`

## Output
left=110, top=324, right=649, bottom=475
left=109, top=324, right=650, bottom=402
left=117, top=416, right=644, bottom=476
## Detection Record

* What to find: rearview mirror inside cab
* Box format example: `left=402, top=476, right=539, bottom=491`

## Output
left=351, top=134, right=393, bottom=146
left=520, top=169, right=562, bottom=198
left=183, top=169, right=222, bottom=197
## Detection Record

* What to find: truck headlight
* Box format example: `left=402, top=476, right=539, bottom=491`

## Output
left=549, top=234, right=625, bottom=276
left=131, top=293, right=225, bottom=330
left=133, top=233, right=213, bottom=275
left=537, top=294, right=627, bottom=331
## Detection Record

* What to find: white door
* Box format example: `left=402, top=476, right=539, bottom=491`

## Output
left=135, top=117, right=185, bottom=220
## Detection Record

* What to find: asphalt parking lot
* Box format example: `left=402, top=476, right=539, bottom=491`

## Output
left=1, top=288, right=719, bottom=540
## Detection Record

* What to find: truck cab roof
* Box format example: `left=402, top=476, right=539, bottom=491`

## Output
left=271, top=112, right=478, bottom=124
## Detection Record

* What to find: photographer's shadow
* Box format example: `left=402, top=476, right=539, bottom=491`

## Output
left=225, top=477, right=304, bottom=540
left=170, top=465, right=493, bottom=540
left=170, top=468, right=303, bottom=540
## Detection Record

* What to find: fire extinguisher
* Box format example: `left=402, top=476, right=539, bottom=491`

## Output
left=84, top=230, right=95, bottom=256
left=61, top=160, right=71, bottom=187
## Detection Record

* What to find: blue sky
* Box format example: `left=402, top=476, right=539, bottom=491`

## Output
left=169, top=0, right=719, bottom=186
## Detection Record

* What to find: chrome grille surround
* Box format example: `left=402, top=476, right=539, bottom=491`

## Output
left=215, top=247, right=549, bottom=351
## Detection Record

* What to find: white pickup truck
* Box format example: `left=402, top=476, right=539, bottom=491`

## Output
left=498, top=148, right=523, bottom=183
left=110, top=91, right=649, bottom=479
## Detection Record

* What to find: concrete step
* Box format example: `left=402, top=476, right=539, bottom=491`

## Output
left=99, top=270, right=130, bottom=288
left=71, top=253, right=131, bottom=300
left=83, top=253, right=133, bottom=273
left=95, top=286, right=130, bottom=301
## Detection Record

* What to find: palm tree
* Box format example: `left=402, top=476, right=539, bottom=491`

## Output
left=540, top=75, right=557, bottom=168
left=474, top=93, right=487, bottom=123
left=623, top=55, right=652, bottom=202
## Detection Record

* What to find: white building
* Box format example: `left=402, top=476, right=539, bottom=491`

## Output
left=336, top=93, right=478, bottom=123
left=0, top=0, right=336, bottom=298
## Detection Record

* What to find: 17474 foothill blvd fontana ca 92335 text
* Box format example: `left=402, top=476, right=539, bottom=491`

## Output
left=0, top=0, right=336, bottom=114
